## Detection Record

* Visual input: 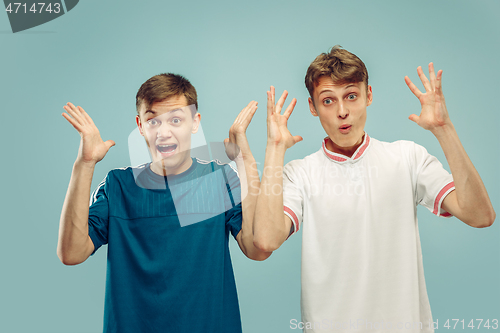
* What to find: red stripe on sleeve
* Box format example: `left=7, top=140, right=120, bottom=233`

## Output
left=433, top=182, right=455, bottom=216
left=284, top=206, right=299, bottom=233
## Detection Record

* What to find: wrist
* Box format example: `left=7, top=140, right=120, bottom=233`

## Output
left=266, top=139, right=288, bottom=151
left=265, top=143, right=287, bottom=161
left=431, top=121, right=456, bottom=140
left=235, top=153, right=255, bottom=163
left=74, top=159, right=97, bottom=171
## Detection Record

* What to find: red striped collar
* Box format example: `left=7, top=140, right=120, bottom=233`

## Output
left=322, top=133, right=371, bottom=163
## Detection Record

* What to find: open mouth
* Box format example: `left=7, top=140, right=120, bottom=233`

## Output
left=156, top=144, right=178, bottom=155
left=339, top=125, right=352, bottom=132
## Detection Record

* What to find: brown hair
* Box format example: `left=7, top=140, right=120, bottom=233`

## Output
left=305, top=45, right=368, bottom=98
left=136, top=73, right=198, bottom=115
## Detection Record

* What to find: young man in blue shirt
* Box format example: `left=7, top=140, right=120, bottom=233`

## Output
left=57, top=73, right=269, bottom=333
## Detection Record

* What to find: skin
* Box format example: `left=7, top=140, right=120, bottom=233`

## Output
left=57, top=102, right=115, bottom=265
left=136, top=95, right=201, bottom=176
left=308, top=77, right=372, bottom=157
left=253, top=64, right=495, bottom=253
left=405, top=63, right=495, bottom=227
left=253, top=87, right=301, bottom=251
left=225, top=101, right=272, bottom=261
left=58, top=96, right=270, bottom=265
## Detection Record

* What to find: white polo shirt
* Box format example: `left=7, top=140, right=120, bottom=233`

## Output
left=283, top=133, right=454, bottom=333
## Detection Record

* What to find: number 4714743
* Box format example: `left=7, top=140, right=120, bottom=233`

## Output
left=5, top=3, right=61, bottom=14
left=443, top=319, right=498, bottom=330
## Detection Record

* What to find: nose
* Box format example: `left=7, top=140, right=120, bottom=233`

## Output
left=157, top=122, right=172, bottom=139
left=338, top=101, right=349, bottom=119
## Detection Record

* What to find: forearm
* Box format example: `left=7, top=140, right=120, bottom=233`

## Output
left=57, top=161, right=95, bottom=265
left=235, top=152, right=258, bottom=226
left=433, top=123, right=495, bottom=226
left=234, top=149, right=272, bottom=260
left=253, top=143, right=289, bottom=252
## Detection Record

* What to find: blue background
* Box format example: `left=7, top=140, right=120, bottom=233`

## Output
left=0, top=1, right=498, bottom=332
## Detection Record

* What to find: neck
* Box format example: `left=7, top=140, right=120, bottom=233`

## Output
left=326, top=133, right=365, bottom=158
left=149, top=157, right=193, bottom=176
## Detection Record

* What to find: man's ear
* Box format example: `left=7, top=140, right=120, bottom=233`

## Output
left=308, top=97, right=318, bottom=117
left=136, top=115, right=144, bottom=136
left=366, top=85, right=373, bottom=106
left=191, top=113, right=201, bottom=133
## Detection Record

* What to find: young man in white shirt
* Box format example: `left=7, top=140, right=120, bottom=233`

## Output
left=252, top=46, right=495, bottom=332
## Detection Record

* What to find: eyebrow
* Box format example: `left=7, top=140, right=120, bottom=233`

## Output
left=318, top=84, right=359, bottom=96
left=144, top=108, right=183, bottom=115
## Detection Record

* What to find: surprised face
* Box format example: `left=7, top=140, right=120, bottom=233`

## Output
left=309, top=77, right=372, bottom=156
left=136, top=95, right=200, bottom=176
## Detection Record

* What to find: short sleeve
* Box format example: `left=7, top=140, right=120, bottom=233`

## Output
left=411, top=143, right=455, bottom=217
left=222, top=163, right=242, bottom=239
left=283, top=161, right=304, bottom=237
left=88, top=175, right=110, bottom=254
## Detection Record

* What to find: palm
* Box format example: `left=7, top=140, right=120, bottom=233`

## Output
left=267, top=111, right=295, bottom=149
left=79, top=126, right=111, bottom=163
left=226, top=101, right=259, bottom=160
left=267, top=86, right=302, bottom=148
left=405, top=63, right=450, bottom=131
left=62, top=103, right=115, bottom=164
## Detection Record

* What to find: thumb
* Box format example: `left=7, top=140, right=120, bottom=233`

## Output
left=408, top=114, right=419, bottom=124
left=293, top=135, right=303, bottom=143
left=105, top=140, right=116, bottom=149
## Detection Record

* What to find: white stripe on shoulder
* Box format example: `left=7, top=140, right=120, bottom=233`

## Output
left=89, top=165, right=135, bottom=206
left=215, top=158, right=239, bottom=177
left=90, top=177, right=106, bottom=206
left=195, top=158, right=211, bottom=165
left=194, top=157, right=239, bottom=177
left=226, top=161, right=238, bottom=176
left=132, top=163, right=148, bottom=170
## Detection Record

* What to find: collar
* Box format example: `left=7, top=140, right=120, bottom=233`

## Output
left=321, top=133, right=371, bottom=163
left=134, top=158, right=198, bottom=189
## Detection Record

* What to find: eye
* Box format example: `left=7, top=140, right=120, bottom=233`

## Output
left=323, top=98, right=333, bottom=105
left=147, top=118, right=160, bottom=126
left=171, top=118, right=182, bottom=125
left=347, top=93, right=357, bottom=100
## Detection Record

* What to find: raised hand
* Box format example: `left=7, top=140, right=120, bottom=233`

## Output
left=404, top=63, right=451, bottom=132
left=62, top=102, right=115, bottom=165
left=267, top=86, right=303, bottom=148
left=225, top=101, right=258, bottom=160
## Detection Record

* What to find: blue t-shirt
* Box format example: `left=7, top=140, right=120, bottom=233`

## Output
left=88, top=158, right=243, bottom=333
